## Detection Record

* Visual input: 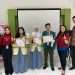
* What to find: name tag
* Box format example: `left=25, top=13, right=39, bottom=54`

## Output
left=6, top=45, right=9, bottom=49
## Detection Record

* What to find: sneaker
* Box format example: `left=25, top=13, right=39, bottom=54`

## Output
left=43, top=66, right=48, bottom=69
left=69, top=67, right=75, bottom=70
left=58, top=67, right=62, bottom=70
left=51, top=67, right=55, bottom=71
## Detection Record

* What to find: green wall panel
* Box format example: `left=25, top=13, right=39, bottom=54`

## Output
left=61, top=9, right=71, bottom=30
left=8, top=9, right=17, bottom=35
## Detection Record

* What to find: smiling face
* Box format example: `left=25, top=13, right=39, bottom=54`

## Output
left=19, top=28, right=24, bottom=35
left=45, top=24, right=51, bottom=32
left=72, top=18, right=75, bottom=24
left=34, top=27, right=39, bottom=32
left=60, top=26, right=66, bottom=33
left=5, top=28, right=10, bottom=34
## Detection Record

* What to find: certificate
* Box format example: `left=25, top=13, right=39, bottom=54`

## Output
left=33, top=37, right=41, bottom=45
left=16, top=39, right=25, bottom=47
left=43, top=36, right=53, bottom=43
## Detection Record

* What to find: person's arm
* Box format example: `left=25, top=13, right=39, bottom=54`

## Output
left=64, top=33, right=70, bottom=44
left=11, top=35, right=14, bottom=43
left=53, top=32, right=56, bottom=47
left=42, top=31, right=47, bottom=43
left=42, top=31, right=45, bottom=36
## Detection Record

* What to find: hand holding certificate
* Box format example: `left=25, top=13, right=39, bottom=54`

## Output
left=33, top=37, right=41, bottom=45
left=16, top=38, right=25, bottom=47
left=43, top=35, right=54, bottom=43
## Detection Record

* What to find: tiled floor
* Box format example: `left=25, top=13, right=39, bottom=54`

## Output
left=0, top=50, right=75, bottom=75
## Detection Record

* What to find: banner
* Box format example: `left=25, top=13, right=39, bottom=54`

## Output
left=0, top=24, right=8, bottom=35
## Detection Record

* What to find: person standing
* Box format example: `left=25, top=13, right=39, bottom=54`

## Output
left=69, top=16, right=75, bottom=70
left=69, top=26, right=75, bottom=70
left=57, top=25, right=70, bottom=75
left=30, top=26, right=42, bottom=69
left=12, top=27, right=28, bottom=73
left=1, top=27, right=13, bottom=75
left=42, top=23, right=56, bottom=71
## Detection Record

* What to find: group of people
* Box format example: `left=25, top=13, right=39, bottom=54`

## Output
left=0, top=16, right=75, bottom=75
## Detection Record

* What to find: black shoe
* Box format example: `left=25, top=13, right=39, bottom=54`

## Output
left=51, top=67, right=55, bottom=71
left=43, top=66, right=48, bottom=69
left=58, top=67, right=62, bottom=70
left=69, top=67, right=75, bottom=70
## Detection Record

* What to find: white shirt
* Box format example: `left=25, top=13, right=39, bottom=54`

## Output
left=32, top=31, right=41, bottom=37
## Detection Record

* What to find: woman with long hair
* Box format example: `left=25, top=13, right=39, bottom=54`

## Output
left=57, top=25, right=70, bottom=75
left=12, top=27, right=28, bottom=73
left=1, top=27, right=13, bottom=75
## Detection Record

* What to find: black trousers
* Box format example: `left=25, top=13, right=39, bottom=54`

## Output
left=70, top=46, right=75, bottom=67
left=44, top=45, right=54, bottom=67
left=58, top=50, right=67, bottom=71
left=2, top=45, right=13, bottom=74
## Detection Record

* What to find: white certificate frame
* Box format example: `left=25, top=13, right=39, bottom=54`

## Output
left=16, top=38, right=25, bottom=47
left=43, top=36, right=53, bottom=43
left=33, top=37, right=42, bottom=45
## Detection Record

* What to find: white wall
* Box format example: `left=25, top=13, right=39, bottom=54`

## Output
left=0, top=0, right=75, bottom=29
left=18, top=10, right=60, bottom=35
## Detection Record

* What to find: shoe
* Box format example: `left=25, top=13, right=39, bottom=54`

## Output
left=58, top=67, right=62, bottom=70
left=69, top=67, right=75, bottom=70
left=43, top=66, right=48, bottom=69
left=51, top=67, right=55, bottom=71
